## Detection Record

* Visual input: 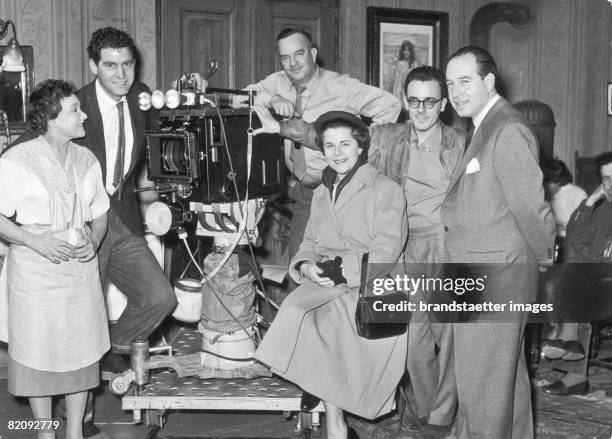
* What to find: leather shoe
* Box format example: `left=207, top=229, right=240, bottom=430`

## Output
left=347, top=426, right=359, bottom=439
left=561, top=340, right=586, bottom=361
left=101, top=352, right=130, bottom=380
left=300, top=391, right=320, bottom=411
left=542, top=380, right=589, bottom=396
left=541, top=339, right=566, bottom=359
left=82, top=421, right=111, bottom=439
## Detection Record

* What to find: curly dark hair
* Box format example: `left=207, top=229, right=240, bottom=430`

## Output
left=542, top=159, right=573, bottom=186
left=87, top=27, right=135, bottom=64
left=595, top=152, right=612, bottom=180
left=404, top=65, right=448, bottom=99
left=27, top=79, right=78, bottom=135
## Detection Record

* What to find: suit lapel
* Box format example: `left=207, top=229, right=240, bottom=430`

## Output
left=446, top=98, right=507, bottom=195
left=126, top=90, right=145, bottom=178
left=80, top=82, right=107, bottom=180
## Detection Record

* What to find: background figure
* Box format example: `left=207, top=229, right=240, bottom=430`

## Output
left=540, top=159, right=586, bottom=357
left=255, top=111, right=408, bottom=439
left=543, top=152, right=612, bottom=396
left=0, top=79, right=110, bottom=439
left=542, top=159, right=587, bottom=263
left=444, top=46, right=555, bottom=439
left=392, top=40, right=417, bottom=101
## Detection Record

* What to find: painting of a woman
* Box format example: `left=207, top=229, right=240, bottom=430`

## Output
left=392, top=40, right=417, bottom=99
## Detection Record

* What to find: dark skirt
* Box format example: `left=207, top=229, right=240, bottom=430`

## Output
left=8, top=356, right=99, bottom=397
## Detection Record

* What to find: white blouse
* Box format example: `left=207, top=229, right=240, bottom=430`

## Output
left=0, top=143, right=110, bottom=225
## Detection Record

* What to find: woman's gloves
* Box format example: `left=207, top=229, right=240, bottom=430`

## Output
left=315, top=256, right=347, bottom=286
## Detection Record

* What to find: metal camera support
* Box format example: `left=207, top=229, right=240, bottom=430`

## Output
left=114, top=328, right=324, bottom=439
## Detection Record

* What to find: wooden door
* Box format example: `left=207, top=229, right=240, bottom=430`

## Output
left=157, top=0, right=338, bottom=91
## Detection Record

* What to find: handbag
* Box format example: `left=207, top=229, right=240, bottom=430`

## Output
left=355, top=253, right=410, bottom=339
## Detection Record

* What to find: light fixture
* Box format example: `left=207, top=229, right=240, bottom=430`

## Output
left=0, top=19, right=24, bottom=72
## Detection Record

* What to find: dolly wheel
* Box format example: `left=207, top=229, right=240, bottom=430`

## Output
left=109, top=370, right=133, bottom=395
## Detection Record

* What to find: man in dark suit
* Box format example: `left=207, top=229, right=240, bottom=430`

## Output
left=78, top=27, right=176, bottom=438
left=443, top=46, right=555, bottom=438
left=80, top=26, right=176, bottom=368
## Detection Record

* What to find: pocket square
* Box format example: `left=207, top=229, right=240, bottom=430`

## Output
left=466, top=158, right=480, bottom=174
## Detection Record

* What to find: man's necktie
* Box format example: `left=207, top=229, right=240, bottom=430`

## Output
left=290, top=87, right=308, bottom=181
left=463, top=119, right=474, bottom=156
left=113, top=101, right=125, bottom=199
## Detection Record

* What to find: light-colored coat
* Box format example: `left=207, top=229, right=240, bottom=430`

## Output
left=255, top=164, right=408, bottom=419
left=441, top=97, right=555, bottom=439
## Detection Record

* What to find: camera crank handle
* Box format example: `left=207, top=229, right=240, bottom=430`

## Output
left=133, top=186, right=177, bottom=195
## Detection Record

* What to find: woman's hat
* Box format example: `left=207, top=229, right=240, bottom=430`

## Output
left=314, top=111, right=368, bottom=135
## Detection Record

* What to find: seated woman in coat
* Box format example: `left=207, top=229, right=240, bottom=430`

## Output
left=256, top=111, right=408, bottom=439
left=0, top=79, right=110, bottom=439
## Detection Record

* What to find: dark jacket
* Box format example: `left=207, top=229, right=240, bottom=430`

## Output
left=77, top=80, right=154, bottom=235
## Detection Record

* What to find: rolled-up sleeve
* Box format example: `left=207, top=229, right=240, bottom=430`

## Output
left=342, top=77, right=401, bottom=125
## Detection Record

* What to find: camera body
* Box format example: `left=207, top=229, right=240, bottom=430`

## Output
left=146, top=106, right=284, bottom=203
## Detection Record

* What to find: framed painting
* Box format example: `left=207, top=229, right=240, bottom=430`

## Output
left=366, top=8, right=448, bottom=101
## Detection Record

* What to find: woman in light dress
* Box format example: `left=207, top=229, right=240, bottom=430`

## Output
left=0, top=79, right=110, bottom=439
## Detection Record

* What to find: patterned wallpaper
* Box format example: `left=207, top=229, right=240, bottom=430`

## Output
left=0, top=0, right=156, bottom=88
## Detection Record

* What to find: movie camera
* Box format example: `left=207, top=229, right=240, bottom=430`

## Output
left=139, top=75, right=284, bottom=246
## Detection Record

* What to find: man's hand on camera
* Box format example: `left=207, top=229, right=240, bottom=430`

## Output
left=231, top=94, right=249, bottom=108
left=251, top=105, right=280, bottom=136
left=269, top=94, right=295, bottom=117
left=188, top=73, right=208, bottom=92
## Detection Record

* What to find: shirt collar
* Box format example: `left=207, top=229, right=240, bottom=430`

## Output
left=293, top=66, right=322, bottom=94
left=95, top=79, right=127, bottom=114
left=473, top=93, right=500, bottom=132
left=410, top=121, right=442, bottom=153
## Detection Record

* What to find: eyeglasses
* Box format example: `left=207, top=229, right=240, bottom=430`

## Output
left=406, top=97, right=443, bottom=110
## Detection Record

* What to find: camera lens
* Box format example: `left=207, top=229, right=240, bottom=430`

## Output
left=162, top=139, right=188, bottom=173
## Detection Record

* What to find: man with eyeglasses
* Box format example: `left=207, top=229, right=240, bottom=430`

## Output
left=367, top=65, right=463, bottom=439
left=238, top=28, right=401, bottom=263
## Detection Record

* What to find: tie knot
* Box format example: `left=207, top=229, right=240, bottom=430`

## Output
left=466, top=119, right=474, bottom=134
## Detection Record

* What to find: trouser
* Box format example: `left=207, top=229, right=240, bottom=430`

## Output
left=83, top=211, right=177, bottom=430
left=404, top=225, right=456, bottom=425
left=286, top=181, right=316, bottom=263
left=98, top=210, right=177, bottom=350
left=453, top=317, right=533, bottom=439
